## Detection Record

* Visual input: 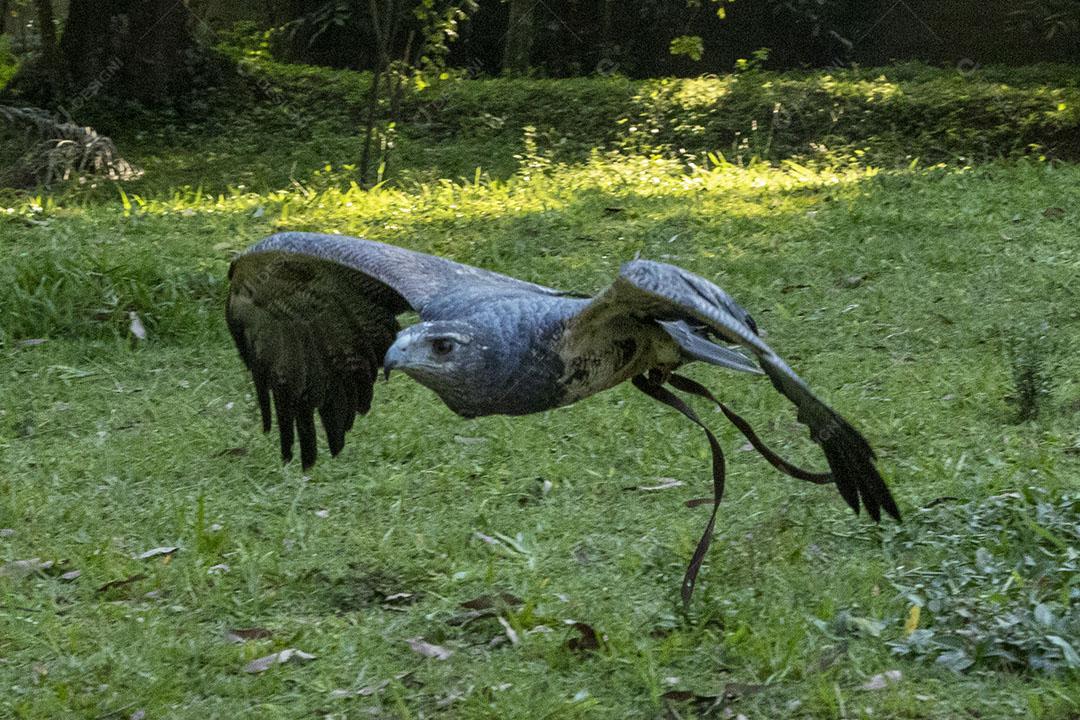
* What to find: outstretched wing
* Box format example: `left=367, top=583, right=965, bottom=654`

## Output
left=568, top=259, right=900, bottom=522
left=226, top=232, right=561, bottom=468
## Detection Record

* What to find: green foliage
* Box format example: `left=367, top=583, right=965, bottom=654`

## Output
left=396, top=61, right=1080, bottom=170
left=669, top=35, right=705, bottom=62
left=1013, top=0, right=1080, bottom=39
left=887, top=489, right=1080, bottom=674
left=734, top=48, right=772, bottom=73
left=615, top=63, right=1080, bottom=166
left=129, top=51, right=1080, bottom=197
left=0, top=35, right=19, bottom=90
left=412, top=0, right=479, bottom=70
left=686, top=0, right=735, bottom=20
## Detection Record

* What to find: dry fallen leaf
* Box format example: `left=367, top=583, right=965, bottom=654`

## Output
left=723, top=682, right=765, bottom=701
left=330, top=680, right=390, bottom=698
left=128, top=311, right=147, bottom=341
left=564, top=621, right=601, bottom=654
left=242, top=648, right=316, bottom=673
left=841, top=274, right=867, bottom=289
left=437, top=689, right=469, bottom=707
left=497, top=616, right=520, bottom=645
left=904, top=605, right=921, bottom=635
left=60, top=569, right=81, bottom=582
left=406, top=637, right=453, bottom=660
left=446, top=609, right=488, bottom=627
left=442, top=591, right=522, bottom=626
left=625, top=478, right=684, bottom=492
left=661, top=690, right=723, bottom=714
left=96, top=573, right=147, bottom=593
left=0, top=558, right=54, bottom=579
left=861, top=669, right=902, bottom=691
left=135, top=546, right=179, bottom=560
left=226, top=627, right=273, bottom=643
left=459, top=592, right=523, bottom=610
left=215, top=447, right=248, bottom=457
left=31, top=662, right=48, bottom=684
left=472, top=531, right=500, bottom=546
left=381, top=591, right=415, bottom=607
left=1043, top=206, right=1066, bottom=219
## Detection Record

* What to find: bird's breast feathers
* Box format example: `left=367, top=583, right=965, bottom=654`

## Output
left=554, top=319, right=679, bottom=405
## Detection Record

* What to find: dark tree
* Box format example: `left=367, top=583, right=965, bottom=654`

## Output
left=4, top=0, right=218, bottom=107
left=33, top=1, right=59, bottom=59
left=502, top=0, right=533, bottom=73
left=61, top=0, right=204, bottom=103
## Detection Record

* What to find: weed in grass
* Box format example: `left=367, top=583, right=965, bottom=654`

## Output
left=886, top=488, right=1080, bottom=675
left=1006, top=326, right=1053, bottom=423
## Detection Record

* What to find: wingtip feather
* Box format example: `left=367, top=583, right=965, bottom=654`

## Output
left=819, top=414, right=900, bottom=523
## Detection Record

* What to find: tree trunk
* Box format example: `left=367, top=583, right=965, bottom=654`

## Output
left=360, top=0, right=408, bottom=187
left=33, top=0, right=62, bottom=81
left=56, top=0, right=207, bottom=105
left=1, top=0, right=10, bottom=36
left=502, top=0, right=533, bottom=74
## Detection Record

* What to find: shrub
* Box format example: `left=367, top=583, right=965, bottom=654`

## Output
left=887, top=488, right=1080, bottom=674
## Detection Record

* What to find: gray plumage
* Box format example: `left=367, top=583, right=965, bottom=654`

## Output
left=227, top=231, right=899, bottom=522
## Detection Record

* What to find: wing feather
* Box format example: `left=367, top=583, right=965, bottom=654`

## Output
left=569, top=259, right=900, bottom=522
left=227, top=232, right=560, bottom=468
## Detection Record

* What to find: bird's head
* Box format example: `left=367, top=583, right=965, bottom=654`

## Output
left=383, top=321, right=495, bottom=407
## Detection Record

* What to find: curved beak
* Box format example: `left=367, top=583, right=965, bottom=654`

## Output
left=383, top=342, right=407, bottom=381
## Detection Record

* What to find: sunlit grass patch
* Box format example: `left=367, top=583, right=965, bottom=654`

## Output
left=0, top=153, right=878, bottom=347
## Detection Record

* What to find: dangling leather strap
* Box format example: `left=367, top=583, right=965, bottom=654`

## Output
left=668, top=373, right=833, bottom=485
left=633, top=371, right=837, bottom=606
left=632, top=375, right=724, bottom=607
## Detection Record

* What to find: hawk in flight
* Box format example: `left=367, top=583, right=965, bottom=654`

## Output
left=227, top=233, right=900, bottom=600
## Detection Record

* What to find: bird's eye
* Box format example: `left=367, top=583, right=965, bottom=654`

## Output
left=431, top=338, right=454, bottom=356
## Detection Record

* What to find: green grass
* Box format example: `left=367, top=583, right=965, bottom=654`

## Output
left=2, top=70, right=1080, bottom=718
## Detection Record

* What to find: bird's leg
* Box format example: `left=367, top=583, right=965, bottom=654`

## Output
left=667, top=373, right=833, bottom=486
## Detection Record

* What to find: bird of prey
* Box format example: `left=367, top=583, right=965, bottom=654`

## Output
left=227, top=232, right=900, bottom=601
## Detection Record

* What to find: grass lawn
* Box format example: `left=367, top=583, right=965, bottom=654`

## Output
left=1, top=73, right=1079, bottom=718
